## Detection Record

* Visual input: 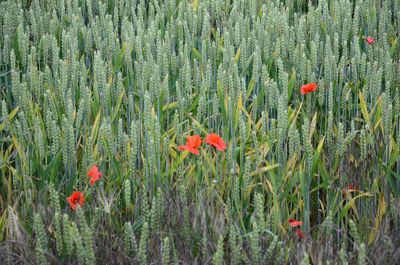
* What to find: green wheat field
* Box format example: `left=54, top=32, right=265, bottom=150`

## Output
left=0, top=0, right=399, bottom=264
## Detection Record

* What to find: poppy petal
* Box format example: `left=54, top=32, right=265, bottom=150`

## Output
left=216, top=142, right=227, bottom=151
left=90, top=175, right=100, bottom=186
left=295, top=229, right=304, bottom=238
left=87, top=165, right=102, bottom=186
left=67, top=191, right=85, bottom=210
left=178, top=145, right=200, bottom=155
left=290, top=221, right=303, bottom=227
left=188, top=135, right=202, bottom=149
left=178, top=145, right=187, bottom=151
left=186, top=146, right=200, bottom=155
left=180, top=135, right=202, bottom=154
left=206, top=134, right=226, bottom=151
left=186, top=136, right=196, bottom=147
left=288, top=219, right=303, bottom=227
left=366, top=37, right=375, bottom=44
left=300, top=83, right=318, bottom=95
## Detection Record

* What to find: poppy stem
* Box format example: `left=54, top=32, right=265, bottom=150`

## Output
left=216, top=150, right=219, bottom=183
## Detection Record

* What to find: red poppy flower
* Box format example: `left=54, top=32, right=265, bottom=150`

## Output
left=342, top=183, right=359, bottom=197
left=67, top=191, right=85, bottom=210
left=366, top=37, right=375, bottom=45
left=288, top=218, right=303, bottom=227
left=87, top=165, right=102, bottom=186
left=205, top=133, right=227, bottom=151
left=347, top=183, right=357, bottom=192
left=295, top=229, right=304, bottom=239
left=300, top=83, right=318, bottom=95
left=178, top=135, right=202, bottom=155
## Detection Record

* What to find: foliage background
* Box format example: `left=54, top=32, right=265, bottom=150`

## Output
left=0, top=0, right=399, bottom=264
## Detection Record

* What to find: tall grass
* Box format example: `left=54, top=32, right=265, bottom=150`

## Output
left=0, top=0, right=399, bottom=264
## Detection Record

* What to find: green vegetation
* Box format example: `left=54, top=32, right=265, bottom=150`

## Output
left=0, top=0, right=399, bottom=264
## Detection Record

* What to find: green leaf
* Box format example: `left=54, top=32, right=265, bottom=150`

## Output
left=311, top=136, right=325, bottom=176
left=359, top=91, right=370, bottom=126
left=193, top=0, right=199, bottom=11
left=192, top=47, right=202, bottom=61
left=110, top=92, right=125, bottom=123
left=91, top=111, right=102, bottom=145
left=249, top=164, right=280, bottom=177
left=246, top=79, right=256, bottom=100
left=0, top=107, right=19, bottom=132
left=112, top=43, right=127, bottom=75
left=340, top=192, right=373, bottom=220
left=287, top=70, right=296, bottom=100
left=234, top=47, right=241, bottom=64
left=368, top=195, right=386, bottom=245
